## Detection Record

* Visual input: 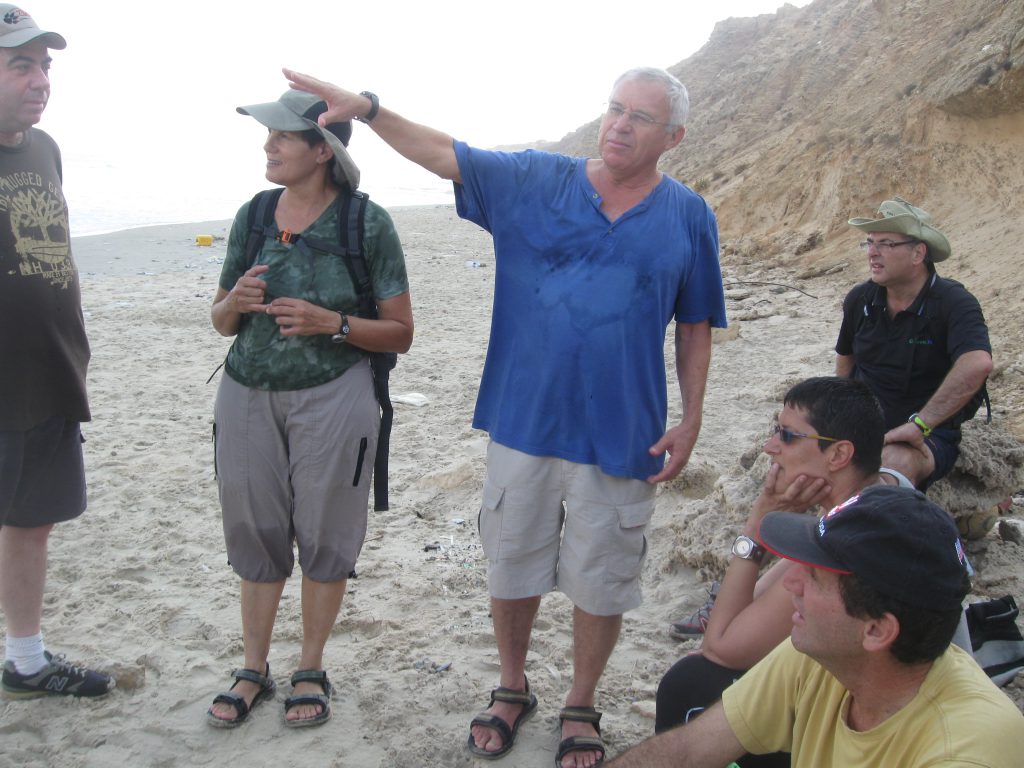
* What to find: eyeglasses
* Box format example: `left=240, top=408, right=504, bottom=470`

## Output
left=604, top=103, right=675, bottom=129
left=772, top=425, right=839, bottom=444
left=859, top=238, right=919, bottom=252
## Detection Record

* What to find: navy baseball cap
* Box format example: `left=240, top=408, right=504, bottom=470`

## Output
left=758, top=485, right=969, bottom=610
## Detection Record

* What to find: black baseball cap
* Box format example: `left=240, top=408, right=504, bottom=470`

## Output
left=758, top=485, right=969, bottom=610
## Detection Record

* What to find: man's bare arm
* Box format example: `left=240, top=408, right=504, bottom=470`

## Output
left=647, top=320, right=711, bottom=483
left=605, top=701, right=745, bottom=768
left=835, top=353, right=854, bottom=378
left=915, top=349, right=993, bottom=428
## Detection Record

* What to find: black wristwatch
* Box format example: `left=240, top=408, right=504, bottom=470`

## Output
left=330, top=311, right=350, bottom=344
left=731, top=535, right=767, bottom=563
left=356, top=91, right=379, bottom=123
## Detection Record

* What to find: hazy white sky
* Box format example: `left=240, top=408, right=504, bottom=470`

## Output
left=31, top=0, right=812, bottom=231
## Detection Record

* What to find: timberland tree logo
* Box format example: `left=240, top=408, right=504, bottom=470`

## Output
left=0, top=172, right=73, bottom=289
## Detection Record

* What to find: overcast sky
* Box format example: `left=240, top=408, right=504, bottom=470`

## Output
left=31, top=0, right=812, bottom=231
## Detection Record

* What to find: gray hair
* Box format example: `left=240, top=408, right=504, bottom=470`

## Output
left=613, top=67, right=689, bottom=128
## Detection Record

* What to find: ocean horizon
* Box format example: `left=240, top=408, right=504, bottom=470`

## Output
left=63, top=139, right=457, bottom=238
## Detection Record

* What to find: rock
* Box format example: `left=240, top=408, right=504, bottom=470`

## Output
left=998, top=518, right=1024, bottom=546
left=108, top=663, right=146, bottom=690
left=958, top=506, right=1000, bottom=541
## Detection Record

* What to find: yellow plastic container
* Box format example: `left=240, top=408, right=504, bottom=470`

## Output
left=195, top=234, right=214, bottom=246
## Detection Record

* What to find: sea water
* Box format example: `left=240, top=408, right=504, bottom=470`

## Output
left=63, top=136, right=455, bottom=237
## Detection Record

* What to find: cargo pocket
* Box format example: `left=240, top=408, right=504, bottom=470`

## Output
left=477, top=479, right=506, bottom=560
left=605, top=498, right=655, bottom=584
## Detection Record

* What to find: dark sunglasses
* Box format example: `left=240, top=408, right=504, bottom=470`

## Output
left=773, top=424, right=839, bottom=444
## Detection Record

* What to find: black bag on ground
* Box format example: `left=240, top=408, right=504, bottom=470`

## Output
left=966, top=595, right=1024, bottom=687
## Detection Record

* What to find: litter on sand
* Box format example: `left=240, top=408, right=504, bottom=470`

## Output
left=392, top=392, right=429, bottom=407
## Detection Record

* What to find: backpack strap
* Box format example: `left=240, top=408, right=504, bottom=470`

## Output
left=245, top=187, right=285, bottom=270
left=301, top=191, right=395, bottom=511
left=341, top=191, right=375, bottom=318
left=341, top=192, right=396, bottom=513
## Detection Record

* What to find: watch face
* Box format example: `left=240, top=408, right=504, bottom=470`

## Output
left=734, top=537, right=753, bottom=557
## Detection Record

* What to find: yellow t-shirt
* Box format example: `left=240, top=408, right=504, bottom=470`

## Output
left=722, top=639, right=1024, bottom=767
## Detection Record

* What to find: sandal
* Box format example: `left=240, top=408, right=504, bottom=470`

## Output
left=466, top=675, right=539, bottom=759
left=283, top=669, right=332, bottom=728
left=555, top=706, right=606, bottom=767
left=206, top=664, right=276, bottom=728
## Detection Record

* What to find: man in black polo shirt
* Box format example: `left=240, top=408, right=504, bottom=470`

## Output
left=835, top=197, right=992, bottom=491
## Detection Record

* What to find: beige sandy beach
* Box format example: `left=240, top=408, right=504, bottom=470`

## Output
left=2, top=204, right=1022, bottom=767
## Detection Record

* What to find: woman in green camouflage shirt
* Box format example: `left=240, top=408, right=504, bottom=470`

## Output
left=207, top=89, right=412, bottom=730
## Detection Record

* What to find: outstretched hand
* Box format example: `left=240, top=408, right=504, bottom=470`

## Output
left=283, top=69, right=369, bottom=125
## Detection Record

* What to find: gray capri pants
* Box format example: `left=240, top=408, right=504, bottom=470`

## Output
left=214, top=359, right=379, bottom=583
left=478, top=441, right=656, bottom=616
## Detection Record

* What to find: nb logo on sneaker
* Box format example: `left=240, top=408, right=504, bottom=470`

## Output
left=46, top=676, right=69, bottom=692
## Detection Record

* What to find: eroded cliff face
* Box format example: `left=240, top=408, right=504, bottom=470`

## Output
left=554, top=0, right=1024, bottom=435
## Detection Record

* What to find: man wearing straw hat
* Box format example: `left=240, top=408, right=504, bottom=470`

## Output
left=0, top=6, right=114, bottom=699
left=835, top=197, right=992, bottom=491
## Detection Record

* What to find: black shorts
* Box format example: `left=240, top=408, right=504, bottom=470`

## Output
left=656, top=653, right=790, bottom=767
left=0, top=416, right=87, bottom=527
left=920, top=426, right=961, bottom=492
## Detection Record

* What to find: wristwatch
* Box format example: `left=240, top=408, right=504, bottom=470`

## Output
left=356, top=91, right=379, bottom=123
left=731, top=535, right=766, bottom=563
left=330, top=311, right=350, bottom=344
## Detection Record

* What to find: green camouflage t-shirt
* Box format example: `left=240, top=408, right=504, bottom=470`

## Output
left=219, top=193, right=409, bottom=391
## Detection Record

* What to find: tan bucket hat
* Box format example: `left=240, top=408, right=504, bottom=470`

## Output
left=237, top=90, right=359, bottom=191
left=848, top=196, right=951, bottom=262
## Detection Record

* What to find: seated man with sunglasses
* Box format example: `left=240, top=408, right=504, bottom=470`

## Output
left=835, top=197, right=992, bottom=492
left=658, top=376, right=911, bottom=766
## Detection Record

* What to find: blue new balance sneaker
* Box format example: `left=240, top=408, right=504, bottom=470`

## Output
left=1, top=651, right=115, bottom=699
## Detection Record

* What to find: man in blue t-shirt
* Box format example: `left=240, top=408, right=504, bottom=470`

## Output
left=286, top=66, right=727, bottom=767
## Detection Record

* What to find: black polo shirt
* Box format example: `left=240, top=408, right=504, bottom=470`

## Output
left=835, top=268, right=990, bottom=431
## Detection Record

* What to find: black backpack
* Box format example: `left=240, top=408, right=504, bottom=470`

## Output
left=966, top=595, right=1024, bottom=687
left=244, top=187, right=397, bottom=512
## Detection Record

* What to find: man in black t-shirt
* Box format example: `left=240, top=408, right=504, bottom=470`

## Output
left=0, top=5, right=112, bottom=700
left=835, top=197, right=992, bottom=492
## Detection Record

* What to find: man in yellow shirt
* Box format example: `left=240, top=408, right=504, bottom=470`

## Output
left=607, top=486, right=1024, bottom=767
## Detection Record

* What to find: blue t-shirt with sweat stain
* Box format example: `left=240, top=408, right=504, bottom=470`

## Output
left=453, top=142, right=727, bottom=481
